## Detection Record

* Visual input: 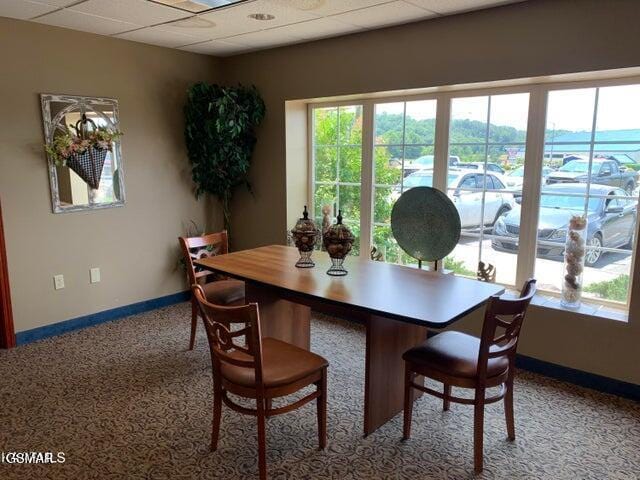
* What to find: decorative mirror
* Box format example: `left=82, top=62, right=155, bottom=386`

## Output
left=41, top=94, right=125, bottom=213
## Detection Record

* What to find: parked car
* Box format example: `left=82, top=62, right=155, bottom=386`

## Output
left=400, top=169, right=514, bottom=228
left=596, top=153, right=640, bottom=172
left=546, top=159, right=638, bottom=194
left=504, top=165, right=554, bottom=190
left=492, top=184, right=637, bottom=266
left=457, top=162, right=505, bottom=175
left=402, top=155, right=460, bottom=176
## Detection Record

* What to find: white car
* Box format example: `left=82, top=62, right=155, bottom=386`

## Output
left=504, top=165, right=554, bottom=190
left=400, top=169, right=514, bottom=228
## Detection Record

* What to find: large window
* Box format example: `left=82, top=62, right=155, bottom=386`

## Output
left=312, top=105, right=363, bottom=254
left=446, top=93, right=529, bottom=285
left=373, top=100, right=437, bottom=264
left=533, top=85, right=640, bottom=306
left=309, top=77, right=640, bottom=316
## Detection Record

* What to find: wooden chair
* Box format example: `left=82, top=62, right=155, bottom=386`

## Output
left=179, top=231, right=245, bottom=349
left=192, top=285, right=328, bottom=480
left=402, top=279, right=537, bottom=473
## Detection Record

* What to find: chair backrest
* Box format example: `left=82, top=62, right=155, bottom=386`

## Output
left=179, top=231, right=230, bottom=285
left=192, top=284, right=264, bottom=386
left=477, top=279, right=537, bottom=380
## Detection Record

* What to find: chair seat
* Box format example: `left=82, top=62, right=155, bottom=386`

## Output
left=202, top=279, right=245, bottom=305
left=403, top=331, right=509, bottom=378
left=221, top=338, right=328, bottom=389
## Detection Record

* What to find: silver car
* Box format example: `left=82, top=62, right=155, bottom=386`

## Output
left=400, top=170, right=514, bottom=228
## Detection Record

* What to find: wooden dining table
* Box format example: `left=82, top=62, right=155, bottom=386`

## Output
left=196, top=245, right=504, bottom=436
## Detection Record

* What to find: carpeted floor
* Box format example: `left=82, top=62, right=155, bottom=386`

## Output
left=0, top=303, right=638, bottom=480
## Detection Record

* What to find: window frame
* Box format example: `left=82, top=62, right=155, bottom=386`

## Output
left=307, top=75, right=640, bottom=313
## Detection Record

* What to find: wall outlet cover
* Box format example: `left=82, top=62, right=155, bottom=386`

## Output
left=54, top=274, right=65, bottom=290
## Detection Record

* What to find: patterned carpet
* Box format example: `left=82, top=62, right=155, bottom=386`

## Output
left=0, top=303, right=638, bottom=480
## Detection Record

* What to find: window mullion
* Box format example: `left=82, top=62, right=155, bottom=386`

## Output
left=361, top=102, right=374, bottom=260
left=433, top=94, right=450, bottom=193
left=516, top=87, right=547, bottom=288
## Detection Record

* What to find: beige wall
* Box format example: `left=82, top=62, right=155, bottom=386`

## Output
left=221, top=0, right=640, bottom=384
left=0, top=18, right=221, bottom=332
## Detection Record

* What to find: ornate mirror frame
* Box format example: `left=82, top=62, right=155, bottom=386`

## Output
left=41, top=93, right=126, bottom=213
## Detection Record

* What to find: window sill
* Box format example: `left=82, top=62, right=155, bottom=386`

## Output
left=530, top=293, right=628, bottom=322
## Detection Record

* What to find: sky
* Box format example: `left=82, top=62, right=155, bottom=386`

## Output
left=375, top=84, right=640, bottom=134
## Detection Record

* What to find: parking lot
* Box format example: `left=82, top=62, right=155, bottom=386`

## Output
left=448, top=236, right=632, bottom=302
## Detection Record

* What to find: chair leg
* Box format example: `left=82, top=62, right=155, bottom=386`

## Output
left=505, top=377, right=516, bottom=441
left=402, top=364, right=415, bottom=441
left=257, top=396, right=268, bottom=480
left=443, top=384, right=451, bottom=411
left=316, top=367, right=327, bottom=450
left=211, top=386, right=222, bottom=452
left=473, top=389, right=485, bottom=474
left=189, top=299, right=198, bottom=350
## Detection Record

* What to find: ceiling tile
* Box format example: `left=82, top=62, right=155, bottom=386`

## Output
left=333, top=1, right=436, bottom=28
left=269, top=0, right=392, bottom=16
left=225, top=27, right=303, bottom=47
left=275, top=17, right=363, bottom=40
left=404, top=0, right=519, bottom=15
left=0, top=0, right=57, bottom=20
left=179, top=39, right=248, bottom=55
left=38, top=0, right=81, bottom=6
left=115, top=24, right=205, bottom=47
left=70, top=0, right=191, bottom=25
left=34, top=9, right=141, bottom=35
left=198, top=0, right=320, bottom=38
left=152, top=16, right=220, bottom=41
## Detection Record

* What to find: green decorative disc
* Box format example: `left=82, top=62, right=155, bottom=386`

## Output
left=390, top=186, right=461, bottom=262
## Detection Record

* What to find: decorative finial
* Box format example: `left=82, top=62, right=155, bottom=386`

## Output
left=337, top=210, right=343, bottom=224
left=302, top=205, right=309, bottom=219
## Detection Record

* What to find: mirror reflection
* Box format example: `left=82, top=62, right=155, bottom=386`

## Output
left=41, top=94, right=125, bottom=213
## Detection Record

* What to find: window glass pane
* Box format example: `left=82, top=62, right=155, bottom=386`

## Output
left=375, top=102, right=404, bottom=144
left=449, top=144, right=487, bottom=166
left=313, top=107, right=337, bottom=146
left=313, top=184, right=336, bottom=220
left=374, top=145, right=402, bottom=186
left=583, top=262, right=632, bottom=305
left=403, top=170, right=433, bottom=191
left=314, top=147, right=337, bottom=182
left=444, top=237, right=480, bottom=278
left=489, top=93, right=529, bottom=141
left=450, top=96, right=489, bottom=143
left=338, top=146, right=362, bottom=183
left=404, top=100, right=436, bottom=145
left=595, top=85, right=640, bottom=141
left=338, top=185, right=361, bottom=255
left=403, top=146, right=435, bottom=183
left=545, top=88, right=596, bottom=143
left=374, top=187, right=395, bottom=224
left=339, top=105, right=363, bottom=145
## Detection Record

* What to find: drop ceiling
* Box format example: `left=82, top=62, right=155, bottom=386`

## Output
left=1, top=0, right=525, bottom=57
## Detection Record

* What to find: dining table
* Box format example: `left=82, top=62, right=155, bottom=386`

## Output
left=196, top=245, right=505, bottom=436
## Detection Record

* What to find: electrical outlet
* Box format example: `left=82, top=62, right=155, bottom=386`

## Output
left=53, top=274, right=65, bottom=290
left=90, top=267, right=101, bottom=284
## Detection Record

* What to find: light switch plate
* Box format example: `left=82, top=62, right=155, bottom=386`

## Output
left=54, top=274, right=65, bottom=290
left=90, top=267, right=101, bottom=284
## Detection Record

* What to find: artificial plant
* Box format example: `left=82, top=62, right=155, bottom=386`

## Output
left=184, top=83, right=265, bottom=237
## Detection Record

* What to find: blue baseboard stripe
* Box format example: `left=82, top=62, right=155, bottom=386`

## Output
left=15, top=291, right=190, bottom=345
left=516, top=354, right=640, bottom=402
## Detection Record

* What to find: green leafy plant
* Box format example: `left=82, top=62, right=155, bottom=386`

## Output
left=45, top=126, right=122, bottom=166
left=584, top=274, right=629, bottom=303
left=184, top=83, right=265, bottom=237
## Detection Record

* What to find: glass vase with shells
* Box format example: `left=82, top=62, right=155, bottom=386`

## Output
left=561, top=215, right=587, bottom=309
